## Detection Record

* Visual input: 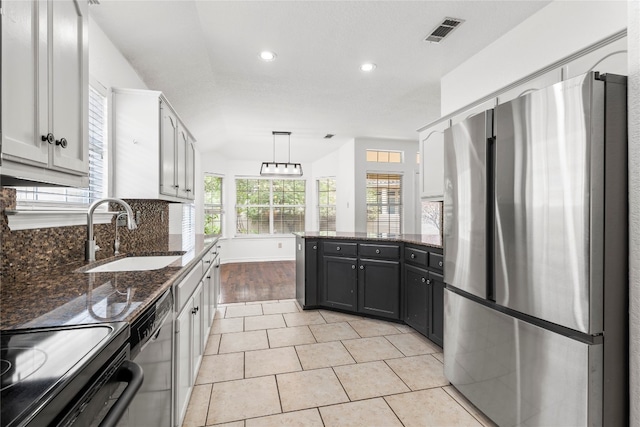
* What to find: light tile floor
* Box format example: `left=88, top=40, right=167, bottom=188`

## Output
left=182, top=300, right=496, bottom=427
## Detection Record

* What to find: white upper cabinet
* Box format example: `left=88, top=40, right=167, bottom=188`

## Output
left=497, top=68, right=562, bottom=106
left=112, top=88, right=196, bottom=202
left=562, top=37, right=627, bottom=80
left=419, top=120, right=449, bottom=199
left=1, top=0, right=89, bottom=187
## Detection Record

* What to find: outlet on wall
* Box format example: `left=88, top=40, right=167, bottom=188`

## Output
left=278, top=242, right=282, bottom=249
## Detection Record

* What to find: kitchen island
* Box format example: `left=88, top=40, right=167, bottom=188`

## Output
left=295, top=232, right=444, bottom=346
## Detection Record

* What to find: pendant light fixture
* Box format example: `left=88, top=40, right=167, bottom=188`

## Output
left=260, top=131, right=303, bottom=176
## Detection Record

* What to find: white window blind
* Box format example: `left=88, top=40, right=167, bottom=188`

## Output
left=182, top=203, right=195, bottom=251
left=366, top=173, right=402, bottom=234
left=14, top=85, right=107, bottom=207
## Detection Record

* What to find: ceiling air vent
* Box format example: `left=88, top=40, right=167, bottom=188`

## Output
left=424, top=17, right=464, bottom=43
left=324, top=134, right=335, bottom=139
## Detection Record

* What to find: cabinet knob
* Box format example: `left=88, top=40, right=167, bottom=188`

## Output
left=313, top=245, right=317, bottom=250
left=336, top=246, right=341, bottom=251
left=359, top=265, right=364, bottom=270
left=411, top=253, right=416, bottom=259
left=375, top=249, right=380, bottom=254
left=204, top=260, right=211, bottom=264
left=351, top=265, right=356, bottom=269
left=41, top=133, right=55, bottom=144
left=206, top=276, right=211, bottom=279
left=438, top=261, right=443, bottom=267
left=426, top=279, right=431, bottom=285
left=173, top=185, right=180, bottom=188
left=421, top=277, right=426, bottom=283
left=55, top=137, right=68, bottom=148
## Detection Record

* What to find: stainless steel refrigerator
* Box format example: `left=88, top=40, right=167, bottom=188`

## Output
left=443, top=72, right=628, bottom=426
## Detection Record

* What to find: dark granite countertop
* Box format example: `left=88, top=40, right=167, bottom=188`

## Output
left=1, top=234, right=219, bottom=330
left=294, top=232, right=442, bottom=249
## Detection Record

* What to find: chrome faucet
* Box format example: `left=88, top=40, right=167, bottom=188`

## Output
left=114, top=212, right=128, bottom=255
left=86, top=198, right=137, bottom=261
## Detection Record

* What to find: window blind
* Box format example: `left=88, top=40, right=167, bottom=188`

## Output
left=366, top=173, right=402, bottom=234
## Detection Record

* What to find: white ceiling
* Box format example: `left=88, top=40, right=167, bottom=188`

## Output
left=90, top=0, right=550, bottom=162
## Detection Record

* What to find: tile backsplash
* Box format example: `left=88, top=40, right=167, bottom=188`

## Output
left=1, top=188, right=171, bottom=282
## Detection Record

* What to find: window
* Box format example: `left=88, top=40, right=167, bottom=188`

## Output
left=366, top=150, right=403, bottom=163
left=235, top=178, right=305, bottom=235
left=14, top=85, right=107, bottom=207
left=421, top=200, right=443, bottom=246
left=182, top=203, right=195, bottom=251
left=204, top=175, right=223, bottom=236
left=366, top=173, right=402, bottom=234
left=317, top=178, right=336, bottom=232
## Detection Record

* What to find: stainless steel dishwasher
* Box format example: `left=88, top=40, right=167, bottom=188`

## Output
left=118, top=289, right=174, bottom=427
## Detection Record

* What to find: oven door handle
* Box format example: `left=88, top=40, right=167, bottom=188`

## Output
left=99, top=360, right=144, bottom=427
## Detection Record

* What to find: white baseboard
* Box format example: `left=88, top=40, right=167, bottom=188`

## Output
left=221, top=256, right=295, bottom=264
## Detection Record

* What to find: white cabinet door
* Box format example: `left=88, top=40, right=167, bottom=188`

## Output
left=1, top=0, right=48, bottom=167
left=420, top=120, right=449, bottom=199
left=50, top=0, right=88, bottom=175
left=177, top=128, right=188, bottom=198
left=175, top=304, right=192, bottom=427
left=191, top=284, right=204, bottom=382
left=160, top=102, right=178, bottom=197
left=185, top=138, right=196, bottom=200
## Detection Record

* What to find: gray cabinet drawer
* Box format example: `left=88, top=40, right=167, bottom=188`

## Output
left=323, top=241, right=357, bottom=257
left=175, top=260, right=204, bottom=311
left=429, top=252, right=444, bottom=272
left=405, top=247, right=428, bottom=266
left=359, top=243, right=400, bottom=259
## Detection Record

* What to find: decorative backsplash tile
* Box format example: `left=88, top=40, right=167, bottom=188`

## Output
left=1, top=188, right=172, bottom=282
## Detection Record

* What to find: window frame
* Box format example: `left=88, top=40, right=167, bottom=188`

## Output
left=203, top=174, right=224, bottom=237
left=235, top=177, right=306, bottom=236
left=317, top=177, right=336, bottom=232
left=366, top=172, right=403, bottom=234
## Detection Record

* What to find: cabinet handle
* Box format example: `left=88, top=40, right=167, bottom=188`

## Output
left=206, top=276, right=211, bottom=279
left=192, top=306, right=199, bottom=314
left=375, top=249, right=380, bottom=254
left=351, top=265, right=356, bottom=269
left=359, top=265, right=364, bottom=270
left=55, top=137, right=68, bottom=148
left=185, top=189, right=192, bottom=192
left=336, top=246, right=341, bottom=251
left=438, top=261, right=443, bottom=267
left=204, top=260, right=211, bottom=264
left=411, top=253, right=416, bottom=259
left=421, top=277, right=426, bottom=283
left=313, top=245, right=317, bottom=250
left=41, top=133, right=54, bottom=144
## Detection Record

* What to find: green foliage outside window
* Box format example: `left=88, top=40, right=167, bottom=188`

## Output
left=204, top=175, right=223, bottom=236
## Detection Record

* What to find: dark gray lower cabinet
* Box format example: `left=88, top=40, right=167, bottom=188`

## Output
left=358, top=258, right=401, bottom=320
left=321, top=255, right=357, bottom=310
left=404, top=264, right=429, bottom=336
left=404, top=265, right=444, bottom=346
left=429, top=272, right=444, bottom=347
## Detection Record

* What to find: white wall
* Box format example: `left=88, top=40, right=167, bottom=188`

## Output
left=628, top=1, right=640, bottom=423
left=89, top=17, right=147, bottom=91
left=440, top=1, right=627, bottom=114
left=337, top=140, right=356, bottom=232
left=353, top=138, right=419, bottom=234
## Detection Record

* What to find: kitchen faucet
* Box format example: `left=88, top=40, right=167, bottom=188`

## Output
left=86, top=198, right=137, bottom=261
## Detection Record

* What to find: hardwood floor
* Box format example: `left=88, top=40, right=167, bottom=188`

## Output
left=219, top=261, right=296, bottom=303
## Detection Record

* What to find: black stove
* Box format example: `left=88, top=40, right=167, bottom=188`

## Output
left=1, top=322, right=131, bottom=427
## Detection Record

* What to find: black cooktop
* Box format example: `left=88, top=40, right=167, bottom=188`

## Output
left=1, top=323, right=128, bottom=427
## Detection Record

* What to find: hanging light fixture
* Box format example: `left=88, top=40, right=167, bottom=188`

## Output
left=260, top=131, right=303, bottom=176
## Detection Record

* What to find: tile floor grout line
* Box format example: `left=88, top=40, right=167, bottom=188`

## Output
left=382, top=358, right=414, bottom=392
left=330, top=365, right=353, bottom=403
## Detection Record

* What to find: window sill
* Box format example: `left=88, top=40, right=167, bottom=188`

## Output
left=5, top=209, right=119, bottom=231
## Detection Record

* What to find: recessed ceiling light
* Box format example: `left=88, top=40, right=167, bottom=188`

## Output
left=259, top=51, right=277, bottom=62
left=360, top=63, right=376, bottom=72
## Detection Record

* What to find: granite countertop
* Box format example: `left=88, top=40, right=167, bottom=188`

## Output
left=0, top=234, right=219, bottom=330
left=294, top=232, right=442, bottom=249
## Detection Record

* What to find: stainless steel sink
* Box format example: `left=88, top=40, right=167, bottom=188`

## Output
left=85, top=255, right=181, bottom=273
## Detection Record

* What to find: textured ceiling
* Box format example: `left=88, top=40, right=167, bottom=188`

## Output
left=90, top=1, right=550, bottom=161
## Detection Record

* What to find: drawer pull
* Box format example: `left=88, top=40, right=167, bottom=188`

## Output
left=360, top=265, right=364, bottom=270
left=438, top=261, right=443, bottom=267
left=375, top=249, right=380, bottom=254
left=336, top=246, right=341, bottom=251
left=313, top=245, right=317, bottom=250
left=351, top=265, right=356, bottom=269
left=426, top=279, right=431, bottom=285
left=421, top=277, right=426, bottom=283
left=411, top=253, right=416, bottom=259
